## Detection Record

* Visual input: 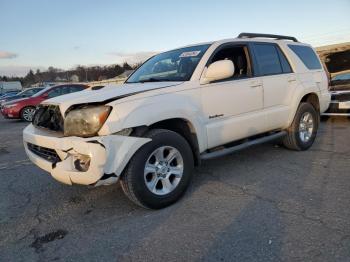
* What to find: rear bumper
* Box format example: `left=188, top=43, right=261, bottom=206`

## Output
left=320, top=91, right=332, bottom=113
left=23, top=124, right=151, bottom=186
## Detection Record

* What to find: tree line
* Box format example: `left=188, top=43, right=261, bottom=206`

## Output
left=0, top=62, right=138, bottom=87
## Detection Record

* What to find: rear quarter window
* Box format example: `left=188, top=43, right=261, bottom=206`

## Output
left=288, top=45, right=322, bottom=70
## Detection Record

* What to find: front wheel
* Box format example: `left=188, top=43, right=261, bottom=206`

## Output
left=20, top=106, right=36, bottom=122
left=120, top=129, right=194, bottom=209
left=282, top=102, right=319, bottom=151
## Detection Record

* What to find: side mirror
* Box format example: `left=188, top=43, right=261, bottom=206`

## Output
left=42, top=93, right=49, bottom=99
left=201, top=60, right=235, bottom=84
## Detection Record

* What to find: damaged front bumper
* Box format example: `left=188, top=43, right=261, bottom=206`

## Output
left=23, top=124, right=151, bottom=186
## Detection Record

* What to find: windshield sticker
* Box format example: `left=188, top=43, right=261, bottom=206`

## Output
left=179, top=51, right=201, bottom=58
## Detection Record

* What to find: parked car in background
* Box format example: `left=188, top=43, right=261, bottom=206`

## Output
left=0, top=81, right=22, bottom=95
left=323, top=71, right=350, bottom=116
left=1, top=84, right=88, bottom=121
left=0, top=91, right=20, bottom=99
left=0, top=87, right=44, bottom=105
left=23, top=33, right=330, bottom=209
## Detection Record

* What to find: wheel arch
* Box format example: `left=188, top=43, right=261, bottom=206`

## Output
left=286, top=91, right=321, bottom=127
left=133, top=118, right=201, bottom=166
left=300, top=93, right=320, bottom=113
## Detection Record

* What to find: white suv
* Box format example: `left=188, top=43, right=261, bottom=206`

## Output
left=23, top=33, right=330, bottom=209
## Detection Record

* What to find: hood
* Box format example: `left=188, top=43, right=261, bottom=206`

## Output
left=2, top=97, right=28, bottom=105
left=1, top=95, right=22, bottom=102
left=43, top=81, right=183, bottom=114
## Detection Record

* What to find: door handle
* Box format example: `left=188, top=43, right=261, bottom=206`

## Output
left=250, top=80, right=262, bottom=88
left=288, top=77, right=297, bottom=83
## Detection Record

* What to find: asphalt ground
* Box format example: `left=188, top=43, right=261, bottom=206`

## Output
left=0, top=116, right=349, bottom=262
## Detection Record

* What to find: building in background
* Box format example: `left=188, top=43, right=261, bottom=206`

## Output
left=70, top=74, right=79, bottom=82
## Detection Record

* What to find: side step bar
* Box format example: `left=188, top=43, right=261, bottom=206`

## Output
left=200, top=131, right=287, bottom=160
left=322, top=113, right=350, bottom=116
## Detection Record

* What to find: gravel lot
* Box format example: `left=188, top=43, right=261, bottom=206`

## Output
left=0, top=116, right=349, bottom=262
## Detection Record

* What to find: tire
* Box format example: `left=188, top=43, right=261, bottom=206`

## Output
left=282, top=102, right=319, bottom=151
left=20, top=106, right=36, bottom=122
left=120, top=129, right=194, bottom=209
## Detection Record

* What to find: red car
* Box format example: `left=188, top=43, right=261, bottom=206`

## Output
left=1, top=84, right=88, bottom=121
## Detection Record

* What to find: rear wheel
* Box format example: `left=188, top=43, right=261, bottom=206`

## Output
left=20, top=106, right=36, bottom=122
left=283, top=102, right=319, bottom=151
left=120, top=129, right=194, bottom=209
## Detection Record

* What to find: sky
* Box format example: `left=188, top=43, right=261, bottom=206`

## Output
left=0, top=0, right=349, bottom=77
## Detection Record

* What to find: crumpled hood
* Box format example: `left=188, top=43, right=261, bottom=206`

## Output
left=42, top=82, right=182, bottom=114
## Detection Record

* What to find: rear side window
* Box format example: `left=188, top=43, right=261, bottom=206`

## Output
left=253, top=44, right=283, bottom=76
left=276, top=48, right=292, bottom=73
left=288, top=45, right=322, bottom=70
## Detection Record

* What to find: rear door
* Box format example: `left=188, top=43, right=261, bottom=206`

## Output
left=251, top=43, right=296, bottom=129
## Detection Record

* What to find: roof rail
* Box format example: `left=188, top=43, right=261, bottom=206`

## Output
left=238, top=33, right=298, bottom=42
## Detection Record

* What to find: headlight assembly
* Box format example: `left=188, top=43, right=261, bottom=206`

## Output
left=4, top=103, right=18, bottom=108
left=64, top=105, right=111, bottom=137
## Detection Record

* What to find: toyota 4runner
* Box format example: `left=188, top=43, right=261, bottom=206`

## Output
left=23, top=33, right=331, bottom=209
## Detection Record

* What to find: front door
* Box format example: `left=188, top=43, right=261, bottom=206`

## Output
left=200, top=43, right=265, bottom=148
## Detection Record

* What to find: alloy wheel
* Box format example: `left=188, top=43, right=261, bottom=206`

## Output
left=22, top=108, right=36, bottom=122
left=144, top=146, right=184, bottom=195
left=299, top=112, right=314, bottom=143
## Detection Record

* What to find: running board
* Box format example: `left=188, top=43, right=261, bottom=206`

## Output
left=200, top=131, right=287, bottom=160
left=322, top=113, right=350, bottom=116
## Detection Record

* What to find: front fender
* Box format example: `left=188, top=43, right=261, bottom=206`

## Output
left=99, top=92, right=208, bottom=152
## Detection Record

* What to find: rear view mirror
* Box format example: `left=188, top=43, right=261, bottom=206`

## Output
left=201, top=60, right=235, bottom=84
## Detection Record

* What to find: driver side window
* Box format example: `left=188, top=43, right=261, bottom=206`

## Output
left=210, top=45, right=252, bottom=80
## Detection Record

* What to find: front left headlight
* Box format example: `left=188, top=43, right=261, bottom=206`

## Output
left=64, top=105, right=111, bottom=137
left=4, top=103, right=18, bottom=108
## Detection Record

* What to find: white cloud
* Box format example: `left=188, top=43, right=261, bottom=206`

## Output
left=107, top=51, right=158, bottom=64
left=0, top=51, right=18, bottom=59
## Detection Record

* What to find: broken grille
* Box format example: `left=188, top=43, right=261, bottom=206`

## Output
left=27, top=143, right=61, bottom=163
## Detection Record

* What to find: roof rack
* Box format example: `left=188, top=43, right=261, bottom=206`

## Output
left=237, top=33, right=298, bottom=42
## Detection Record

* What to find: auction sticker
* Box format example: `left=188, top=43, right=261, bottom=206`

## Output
left=179, top=51, right=201, bottom=58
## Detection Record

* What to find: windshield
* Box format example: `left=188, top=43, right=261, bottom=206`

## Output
left=126, top=44, right=211, bottom=83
